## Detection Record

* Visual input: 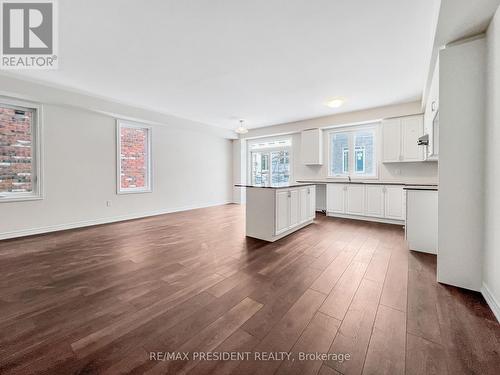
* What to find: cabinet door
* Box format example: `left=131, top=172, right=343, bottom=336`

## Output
left=327, top=184, right=345, bottom=213
left=365, top=185, right=385, bottom=217
left=382, top=118, right=402, bottom=162
left=384, top=186, right=404, bottom=220
left=346, top=184, right=365, bottom=216
left=308, top=186, right=316, bottom=220
left=299, top=187, right=309, bottom=224
left=402, top=115, right=424, bottom=161
left=289, top=189, right=300, bottom=228
left=275, top=190, right=290, bottom=234
left=301, top=129, right=323, bottom=165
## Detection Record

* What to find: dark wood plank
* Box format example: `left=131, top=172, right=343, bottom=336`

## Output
left=362, top=304, right=406, bottom=375
left=406, top=333, right=448, bottom=375
left=275, top=312, right=340, bottom=375
left=326, top=278, right=383, bottom=375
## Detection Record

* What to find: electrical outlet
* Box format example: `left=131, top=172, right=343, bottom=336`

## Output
left=106, top=200, right=112, bottom=207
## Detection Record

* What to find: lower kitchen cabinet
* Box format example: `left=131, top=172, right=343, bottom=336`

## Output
left=365, top=185, right=385, bottom=217
left=275, top=190, right=290, bottom=234
left=246, top=185, right=316, bottom=242
left=275, top=185, right=316, bottom=236
left=326, top=183, right=345, bottom=213
left=385, top=186, right=405, bottom=220
left=346, top=184, right=365, bottom=215
left=326, top=183, right=405, bottom=224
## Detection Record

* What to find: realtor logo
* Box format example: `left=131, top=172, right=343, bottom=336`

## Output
left=1, top=0, right=58, bottom=69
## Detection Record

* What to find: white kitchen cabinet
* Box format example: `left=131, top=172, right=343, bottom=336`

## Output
left=307, top=186, right=316, bottom=220
left=276, top=190, right=290, bottom=234
left=406, top=189, right=438, bottom=254
left=385, top=186, right=405, bottom=220
left=382, top=115, right=424, bottom=163
left=299, top=188, right=309, bottom=224
left=301, top=128, right=323, bottom=165
left=289, top=189, right=300, bottom=227
left=327, top=183, right=346, bottom=213
left=365, top=185, right=385, bottom=217
left=326, top=183, right=405, bottom=224
left=245, top=185, right=316, bottom=242
left=382, top=118, right=401, bottom=162
left=402, top=116, right=425, bottom=161
left=346, top=184, right=365, bottom=216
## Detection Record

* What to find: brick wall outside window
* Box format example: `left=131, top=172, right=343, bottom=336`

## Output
left=0, top=107, right=33, bottom=193
left=120, top=127, right=148, bottom=189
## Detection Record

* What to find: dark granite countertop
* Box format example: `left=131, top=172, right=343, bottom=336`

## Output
left=235, top=183, right=316, bottom=189
left=403, top=186, right=439, bottom=191
left=296, top=179, right=438, bottom=188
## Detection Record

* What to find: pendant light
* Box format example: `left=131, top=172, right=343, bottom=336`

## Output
left=235, top=119, right=248, bottom=134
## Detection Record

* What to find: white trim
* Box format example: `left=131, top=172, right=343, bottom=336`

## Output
left=326, top=124, right=379, bottom=180
left=0, top=200, right=231, bottom=241
left=481, top=283, right=500, bottom=323
left=247, top=136, right=294, bottom=185
left=0, top=96, right=44, bottom=203
left=116, top=119, right=153, bottom=194
left=326, top=212, right=405, bottom=225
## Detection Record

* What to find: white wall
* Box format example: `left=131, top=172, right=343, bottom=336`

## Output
left=437, top=37, right=486, bottom=291
left=484, top=6, right=500, bottom=319
left=0, top=77, right=233, bottom=240
left=232, top=139, right=246, bottom=204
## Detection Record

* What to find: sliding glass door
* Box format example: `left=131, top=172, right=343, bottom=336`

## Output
left=251, top=150, right=290, bottom=185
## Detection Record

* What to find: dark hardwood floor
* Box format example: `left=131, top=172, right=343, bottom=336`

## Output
left=0, top=204, right=498, bottom=375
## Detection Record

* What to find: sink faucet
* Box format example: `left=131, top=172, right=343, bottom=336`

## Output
left=348, top=175, right=351, bottom=183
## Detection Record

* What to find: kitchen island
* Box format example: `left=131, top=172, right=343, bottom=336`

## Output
left=235, top=183, right=316, bottom=242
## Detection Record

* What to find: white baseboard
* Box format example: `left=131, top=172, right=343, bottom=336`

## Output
left=0, top=200, right=230, bottom=241
left=482, top=283, right=500, bottom=323
left=326, top=212, right=405, bottom=225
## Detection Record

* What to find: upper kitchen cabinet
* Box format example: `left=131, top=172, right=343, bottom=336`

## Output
left=301, top=128, right=323, bottom=165
left=382, top=114, right=425, bottom=163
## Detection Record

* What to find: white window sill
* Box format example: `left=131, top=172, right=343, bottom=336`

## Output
left=0, top=195, right=43, bottom=203
left=117, top=189, right=153, bottom=195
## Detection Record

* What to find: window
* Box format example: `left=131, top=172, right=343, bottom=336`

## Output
left=329, top=126, right=377, bottom=178
left=117, top=120, right=152, bottom=193
left=0, top=98, right=42, bottom=202
left=249, top=138, right=292, bottom=186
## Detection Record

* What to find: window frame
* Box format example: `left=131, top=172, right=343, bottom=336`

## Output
left=0, top=96, right=43, bottom=203
left=327, top=124, right=379, bottom=180
left=116, top=119, right=153, bottom=194
left=247, top=137, right=293, bottom=185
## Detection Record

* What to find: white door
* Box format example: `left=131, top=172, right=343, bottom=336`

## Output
left=289, top=189, right=300, bottom=228
left=365, top=185, right=385, bottom=217
left=327, top=184, right=345, bottom=213
left=402, top=115, right=424, bottom=161
left=308, top=186, right=316, bottom=220
left=384, top=186, right=404, bottom=220
left=299, top=187, right=309, bottom=223
left=346, top=184, right=365, bottom=215
left=382, top=118, right=401, bottom=162
left=276, top=190, right=290, bottom=234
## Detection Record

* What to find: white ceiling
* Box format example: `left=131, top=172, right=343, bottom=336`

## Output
left=12, top=0, right=440, bottom=130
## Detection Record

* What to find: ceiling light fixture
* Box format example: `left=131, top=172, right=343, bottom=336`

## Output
left=326, top=97, right=345, bottom=108
left=235, top=119, right=248, bottom=134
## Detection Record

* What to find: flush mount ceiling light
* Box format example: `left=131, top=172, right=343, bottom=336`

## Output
left=235, top=119, right=249, bottom=134
left=326, top=97, right=345, bottom=108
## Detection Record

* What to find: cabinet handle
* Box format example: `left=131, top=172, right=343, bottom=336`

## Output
left=287, top=192, right=291, bottom=198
